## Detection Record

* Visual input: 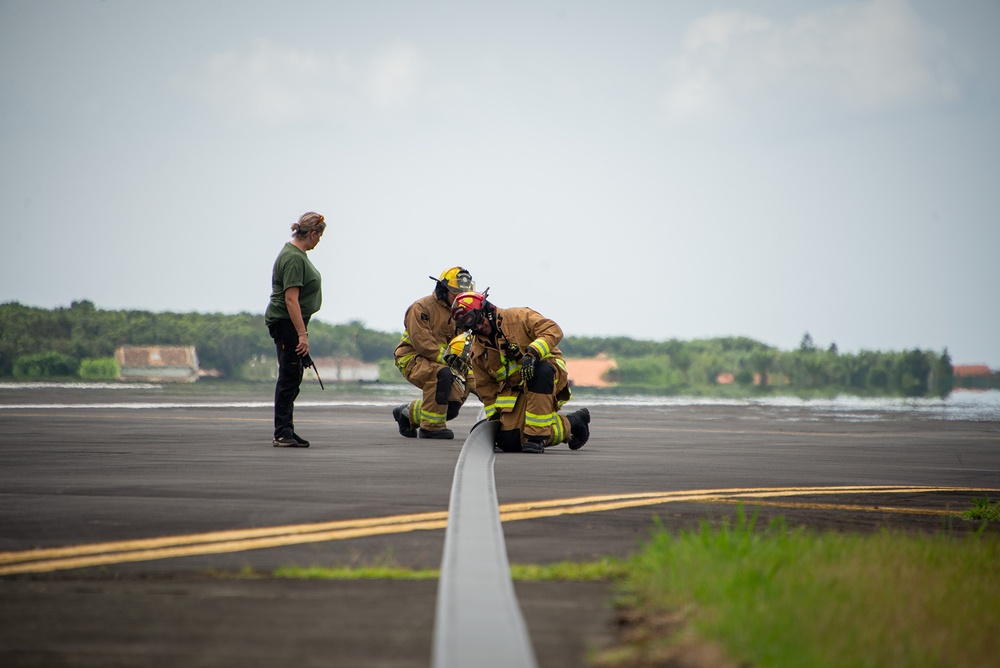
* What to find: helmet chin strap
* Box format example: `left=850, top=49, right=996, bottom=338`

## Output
left=483, top=302, right=499, bottom=336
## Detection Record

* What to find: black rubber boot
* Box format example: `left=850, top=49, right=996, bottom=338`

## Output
left=392, top=404, right=417, bottom=438
left=521, top=438, right=546, bottom=454
left=495, top=429, right=522, bottom=453
left=418, top=427, right=455, bottom=440
left=567, top=407, right=591, bottom=450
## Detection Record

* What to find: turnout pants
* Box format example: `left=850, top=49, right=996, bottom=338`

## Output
left=495, top=358, right=572, bottom=451
left=400, top=355, right=472, bottom=432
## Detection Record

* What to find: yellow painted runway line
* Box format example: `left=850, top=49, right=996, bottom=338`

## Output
left=0, top=519, right=450, bottom=575
left=495, top=486, right=996, bottom=522
left=0, top=510, right=449, bottom=566
left=2, top=486, right=996, bottom=575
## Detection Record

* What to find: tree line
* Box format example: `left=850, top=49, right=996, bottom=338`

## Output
left=0, top=301, right=398, bottom=380
left=561, top=332, right=955, bottom=398
left=0, top=301, right=956, bottom=397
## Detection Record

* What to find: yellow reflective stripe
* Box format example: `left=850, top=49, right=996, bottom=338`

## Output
left=524, top=411, right=566, bottom=442
left=420, top=408, right=446, bottom=425
left=524, top=412, right=553, bottom=428
left=484, top=404, right=498, bottom=418
left=396, top=353, right=415, bottom=373
left=529, top=339, right=551, bottom=358
left=525, top=410, right=558, bottom=427
left=400, top=331, right=412, bottom=345
left=551, top=415, right=566, bottom=443
left=553, top=358, right=566, bottom=372
left=495, top=395, right=517, bottom=411
left=435, top=344, right=446, bottom=364
left=495, top=360, right=512, bottom=382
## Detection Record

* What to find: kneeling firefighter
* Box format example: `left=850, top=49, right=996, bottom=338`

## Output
left=450, top=290, right=591, bottom=454
left=392, top=267, right=477, bottom=439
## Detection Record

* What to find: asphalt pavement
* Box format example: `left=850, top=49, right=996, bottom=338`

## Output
left=1, top=384, right=998, bottom=667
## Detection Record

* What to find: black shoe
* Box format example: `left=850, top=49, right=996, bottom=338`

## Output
left=418, top=428, right=454, bottom=440
left=393, top=404, right=417, bottom=438
left=273, top=434, right=302, bottom=448
left=567, top=407, right=591, bottom=450
left=292, top=432, right=310, bottom=447
left=521, top=439, right=546, bottom=454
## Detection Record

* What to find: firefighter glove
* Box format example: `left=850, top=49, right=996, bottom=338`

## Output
left=520, top=352, right=537, bottom=383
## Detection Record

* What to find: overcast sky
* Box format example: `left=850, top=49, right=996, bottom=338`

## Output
left=2, top=0, right=998, bottom=367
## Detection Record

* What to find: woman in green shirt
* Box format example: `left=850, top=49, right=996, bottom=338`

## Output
left=265, top=212, right=326, bottom=447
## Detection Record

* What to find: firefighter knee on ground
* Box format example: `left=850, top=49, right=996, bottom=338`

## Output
left=392, top=267, right=477, bottom=440
left=449, top=289, right=591, bottom=454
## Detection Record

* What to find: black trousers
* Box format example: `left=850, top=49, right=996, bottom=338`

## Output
left=268, top=318, right=308, bottom=438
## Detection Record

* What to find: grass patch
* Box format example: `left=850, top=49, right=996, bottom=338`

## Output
left=963, top=497, right=1000, bottom=522
left=274, top=565, right=439, bottom=580
left=595, top=506, right=1000, bottom=668
left=267, top=558, right=626, bottom=582
left=511, top=558, right=627, bottom=582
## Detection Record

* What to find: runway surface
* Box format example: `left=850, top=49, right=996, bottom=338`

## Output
left=1, top=384, right=998, bottom=667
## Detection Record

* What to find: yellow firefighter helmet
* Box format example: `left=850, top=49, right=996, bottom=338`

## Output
left=447, top=331, right=471, bottom=358
left=445, top=331, right=473, bottom=378
left=431, top=266, right=475, bottom=293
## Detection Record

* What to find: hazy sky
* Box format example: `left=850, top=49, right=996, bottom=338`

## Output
left=2, top=0, right=998, bottom=367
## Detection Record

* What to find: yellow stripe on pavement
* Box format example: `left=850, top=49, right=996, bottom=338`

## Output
left=2, top=486, right=995, bottom=575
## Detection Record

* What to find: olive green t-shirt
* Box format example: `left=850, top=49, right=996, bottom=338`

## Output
left=265, top=242, right=322, bottom=326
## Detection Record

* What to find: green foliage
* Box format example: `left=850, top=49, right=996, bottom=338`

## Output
left=378, top=358, right=401, bottom=383
left=233, top=355, right=276, bottom=382
left=273, top=565, right=440, bottom=581
left=12, top=351, right=79, bottom=379
left=606, top=355, right=685, bottom=392
left=78, top=357, right=120, bottom=380
left=562, top=331, right=952, bottom=398
left=267, top=559, right=627, bottom=582
left=602, top=508, right=1000, bottom=668
left=0, top=301, right=401, bottom=380
left=963, top=498, right=1000, bottom=522
left=510, top=558, right=626, bottom=582
left=309, top=319, right=401, bottom=362
left=0, top=302, right=953, bottom=397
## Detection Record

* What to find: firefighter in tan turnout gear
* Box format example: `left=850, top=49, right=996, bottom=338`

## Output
left=392, top=268, right=477, bottom=439
left=450, top=290, right=590, bottom=454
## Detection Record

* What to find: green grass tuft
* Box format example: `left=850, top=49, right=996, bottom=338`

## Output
left=963, top=497, right=1000, bottom=522
left=273, top=565, right=440, bottom=580
left=601, top=505, right=1000, bottom=668
left=511, top=558, right=627, bottom=582
left=267, top=559, right=627, bottom=582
